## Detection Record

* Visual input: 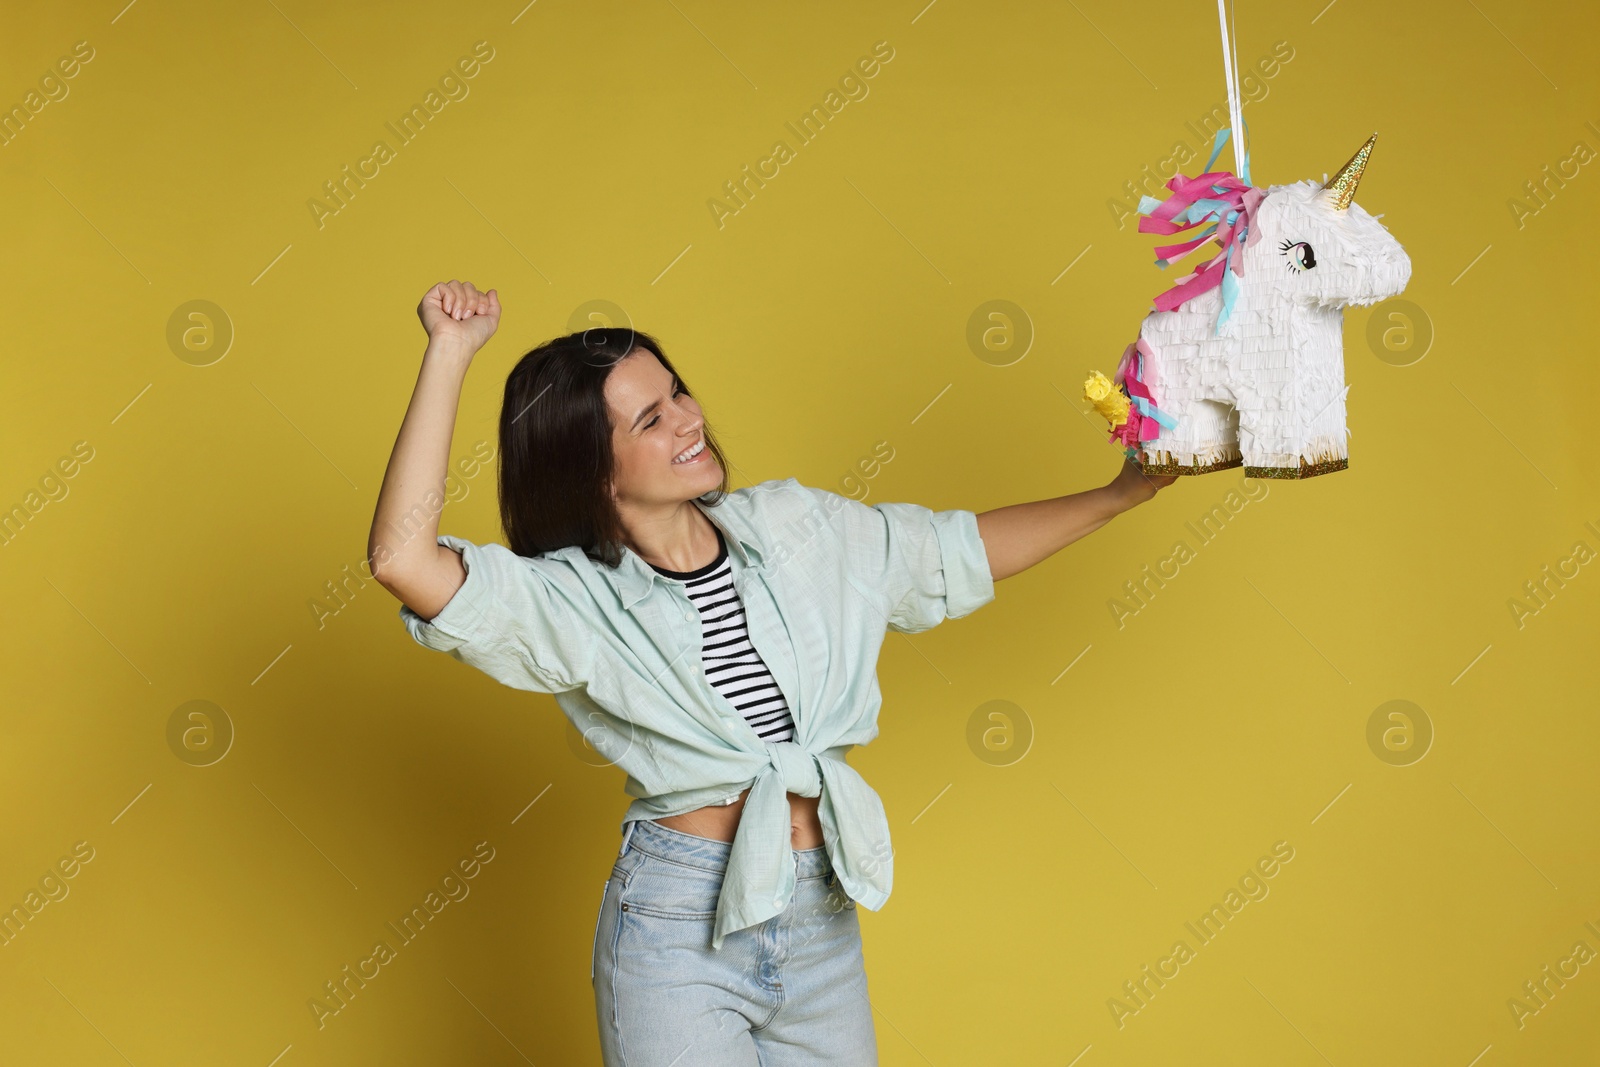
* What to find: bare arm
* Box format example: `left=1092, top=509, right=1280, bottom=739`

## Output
left=368, top=280, right=501, bottom=620
left=975, top=458, right=1176, bottom=582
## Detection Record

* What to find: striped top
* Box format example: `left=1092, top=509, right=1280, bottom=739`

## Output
left=646, top=528, right=798, bottom=744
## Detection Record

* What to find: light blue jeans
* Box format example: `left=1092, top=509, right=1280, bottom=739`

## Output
left=592, top=817, right=878, bottom=1065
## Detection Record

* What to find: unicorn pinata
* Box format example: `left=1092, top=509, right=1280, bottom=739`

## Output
left=1085, top=129, right=1412, bottom=479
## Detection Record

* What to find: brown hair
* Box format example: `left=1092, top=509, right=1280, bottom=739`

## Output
left=497, top=327, right=731, bottom=565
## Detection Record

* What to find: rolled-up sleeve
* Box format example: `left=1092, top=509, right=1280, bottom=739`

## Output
left=799, top=484, right=996, bottom=634
left=399, top=535, right=593, bottom=694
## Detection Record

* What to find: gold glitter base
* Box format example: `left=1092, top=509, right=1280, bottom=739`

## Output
left=1137, top=453, right=1244, bottom=476
left=1242, top=456, right=1348, bottom=480
left=1134, top=448, right=1348, bottom=480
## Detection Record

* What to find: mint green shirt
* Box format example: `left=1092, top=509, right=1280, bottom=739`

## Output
left=399, top=476, right=996, bottom=949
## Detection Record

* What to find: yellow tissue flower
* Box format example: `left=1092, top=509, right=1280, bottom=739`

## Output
left=1084, top=371, right=1130, bottom=428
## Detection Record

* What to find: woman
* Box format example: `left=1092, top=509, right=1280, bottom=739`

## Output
left=369, top=279, right=1175, bottom=1065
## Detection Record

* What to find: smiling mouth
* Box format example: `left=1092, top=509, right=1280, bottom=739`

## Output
left=672, top=438, right=707, bottom=465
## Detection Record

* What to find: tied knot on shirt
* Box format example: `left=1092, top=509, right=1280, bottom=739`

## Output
left=764, top=740, right=823, bottom=798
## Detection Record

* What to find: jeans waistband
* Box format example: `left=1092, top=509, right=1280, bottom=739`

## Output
left=622, top=817, right=833, bottom=878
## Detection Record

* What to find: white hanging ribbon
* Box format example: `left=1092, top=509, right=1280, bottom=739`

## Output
left=1215, top=0, right=1247, bottom=177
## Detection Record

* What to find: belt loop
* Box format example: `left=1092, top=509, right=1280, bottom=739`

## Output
left=619, top=820, right=637, bottom=857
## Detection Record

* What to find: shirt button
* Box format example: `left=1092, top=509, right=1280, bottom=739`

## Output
left=683, top=610, right=694, bottom=620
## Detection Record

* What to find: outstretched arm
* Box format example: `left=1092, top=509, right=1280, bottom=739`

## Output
left=975, top=458, right=1176, bottom=582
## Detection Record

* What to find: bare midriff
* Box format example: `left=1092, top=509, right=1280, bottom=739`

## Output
left=652, top=787, right=824, bottom=849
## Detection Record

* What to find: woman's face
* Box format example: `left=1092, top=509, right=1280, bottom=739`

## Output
left=605, top=349, right=721, bottom=507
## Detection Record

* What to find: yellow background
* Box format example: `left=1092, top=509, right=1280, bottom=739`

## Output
left=3, top=0, right=1597, bottom=1063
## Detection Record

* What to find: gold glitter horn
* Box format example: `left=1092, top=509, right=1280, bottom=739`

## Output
left=1322, top=132, right=1378, bottom=210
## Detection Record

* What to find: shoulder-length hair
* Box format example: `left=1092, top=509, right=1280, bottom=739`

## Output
left=497, top=327, right=731, bottom=566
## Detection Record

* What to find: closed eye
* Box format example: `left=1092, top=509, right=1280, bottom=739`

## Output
left=645, top=383, right=684, bottom=429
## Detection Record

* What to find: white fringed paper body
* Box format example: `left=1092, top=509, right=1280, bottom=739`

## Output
left=1086, top=133, right=1412, bottom=479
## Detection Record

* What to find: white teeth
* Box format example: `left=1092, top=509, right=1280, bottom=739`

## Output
left=673, top=439, right=705, bottom=463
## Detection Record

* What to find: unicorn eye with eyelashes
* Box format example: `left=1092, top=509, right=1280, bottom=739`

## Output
left=1280, top=239, right=1316, bottom=273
